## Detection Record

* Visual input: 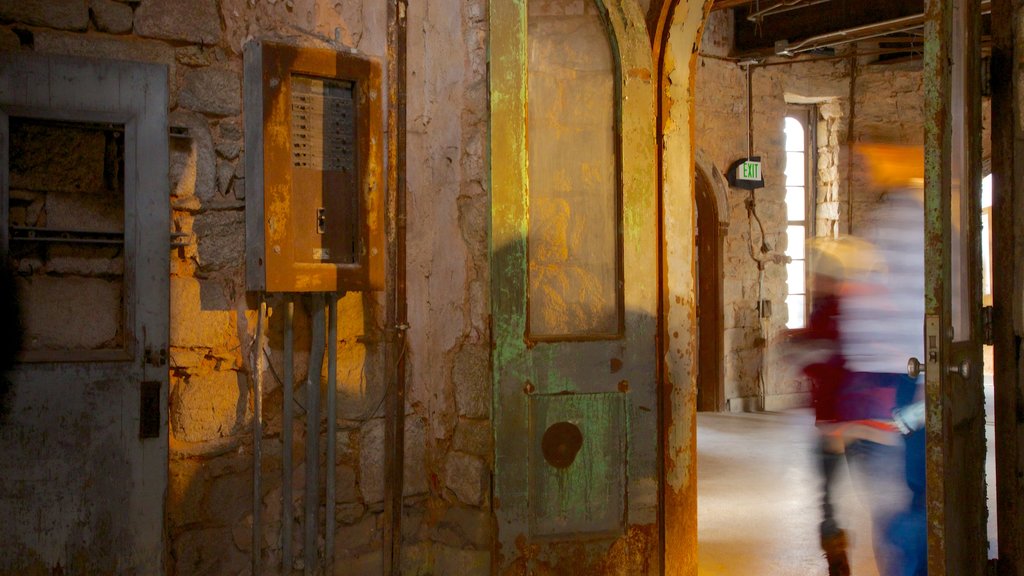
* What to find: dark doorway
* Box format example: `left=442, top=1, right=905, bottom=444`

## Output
left=696, top=166, right=724, bottom=412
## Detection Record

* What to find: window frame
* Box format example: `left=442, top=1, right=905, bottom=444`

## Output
left=783, top=106, right=817, bottom=330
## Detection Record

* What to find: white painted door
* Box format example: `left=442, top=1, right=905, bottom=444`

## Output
left=0, top=54, right=169, bottom=574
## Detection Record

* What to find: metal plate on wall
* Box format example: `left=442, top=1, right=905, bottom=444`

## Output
left=529, top=392, right=626, bottom=538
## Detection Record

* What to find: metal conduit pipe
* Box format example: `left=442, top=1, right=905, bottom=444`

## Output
left=252, top=296, right=266, bottom=575
left=305, top=294, right=326, bottom=576
left=283, top=299, right=294, bottom=574
left=325, top=294, right=339, bottom=574
left=384, top=1, right=409, bottom=574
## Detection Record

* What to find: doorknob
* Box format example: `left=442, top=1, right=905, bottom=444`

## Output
left=948, top=359, right=971, bottom=379
left=907, top=357, right=924, bottom=379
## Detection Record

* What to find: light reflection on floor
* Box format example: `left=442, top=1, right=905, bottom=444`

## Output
left=697, top=408, right=879, bottom=576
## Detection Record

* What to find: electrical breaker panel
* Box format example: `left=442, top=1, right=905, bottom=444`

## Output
left=244, top=40, right=384, bottom=292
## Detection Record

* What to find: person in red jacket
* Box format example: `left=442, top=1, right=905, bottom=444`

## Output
left=782, top=237, right=876, bottom=576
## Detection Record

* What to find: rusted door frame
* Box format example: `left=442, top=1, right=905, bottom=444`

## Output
left=923, top=0, right=988, bottom=573
left=989, top=0, right=1024, bottom=573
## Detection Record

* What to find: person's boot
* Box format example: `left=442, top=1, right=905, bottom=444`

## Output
left=821, top=530, right=851, bottom=576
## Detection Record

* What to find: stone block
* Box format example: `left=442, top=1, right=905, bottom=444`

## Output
left=167, top=457, right=208, bottom=528
left=206, top=465, right=252, bottom=523
left=403, top=417, right=428, bottom=497
left=171, top=526, right=247, bottom=576
left=170, top=368, right=246, bottom=443
left=401, top=508, right=425, bottom=543
left=169, top=109, right=216, bottom=201
left=444, top=452, right=486, bottom=506
left=169, top=276, right=239, bottom=350
left=16, top=276, right=121, bottom=351
left=179, top=66, right=241, bottom=117
left=170, top=347, right=204, bottom=368
left=0, top=28, right=20, bottom=51
left=433, top=547, right=491, bottom=576
left=452, top=418, right=490, bottom=458
left=0, top=0, right=89, bottom=31
left=453, top=341, right=489, bottom=419
left=333, top=549, right=383, bottom=575
left=217, top=158, right=235, bottom=196
left=333, top=514, right=380, bottom=556
left=45, top=251, right=124, bottom=277
left=358, top=418, right=385, bottom=504
left=9, top=123, right=106, bottom=194
left=176, top=45, right=213, bottom=67
left=44, top=190, right=123, bottom=232
left=332, top=463, right=358, bottom=504
left=218, top=120, right=242, bottom=141
left=89, top=0, right=132, bottom=33
left=434, top=506, right=492, bottom=549
left=134, top=0, right=221, bottom=45
left=232, top=177, right=246, bottom=200
left=192, top=209, right=245, bottom=272
left=336, top=501, right=365, bottom=525
left=216, top=140, right=241, bottom=160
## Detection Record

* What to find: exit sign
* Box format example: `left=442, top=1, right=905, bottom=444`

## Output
left=727, top=156, right=765, bottom=190
left=739, top=160, right=761, bottom=181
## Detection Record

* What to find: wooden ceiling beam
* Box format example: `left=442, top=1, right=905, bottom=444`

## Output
left=712, top=0, right=756, bottom=10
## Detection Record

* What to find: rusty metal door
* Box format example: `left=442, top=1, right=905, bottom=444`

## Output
left=922, top=0, right=988, bottom=573
left=0, top=54, right=169, bottom=574
left=489, top=0, right=660, bottom=573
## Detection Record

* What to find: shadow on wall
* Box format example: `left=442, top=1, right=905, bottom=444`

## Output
left=167, top=289, right=390, bottom=575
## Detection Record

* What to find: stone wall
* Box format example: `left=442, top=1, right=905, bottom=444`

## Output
left=695, top=28, right=928, bottom=409
left=0, top=0, right=489, bottom=574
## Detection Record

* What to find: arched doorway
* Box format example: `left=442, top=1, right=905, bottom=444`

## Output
left=695, top=162, right=725, bottom=412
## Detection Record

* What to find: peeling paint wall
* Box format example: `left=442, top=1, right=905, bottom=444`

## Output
left=0, top=0, right=488, bottom=574
left=402, top=0, right=492, bottom=572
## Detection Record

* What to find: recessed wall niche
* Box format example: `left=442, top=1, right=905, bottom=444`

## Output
left=6, top=118, right=127, bottom=358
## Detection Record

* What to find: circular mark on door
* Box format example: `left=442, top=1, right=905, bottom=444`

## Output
left=541, top=421, right=583, bottom=469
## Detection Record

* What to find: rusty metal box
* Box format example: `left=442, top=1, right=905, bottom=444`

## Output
left=244, top=40, right=384, bottom=292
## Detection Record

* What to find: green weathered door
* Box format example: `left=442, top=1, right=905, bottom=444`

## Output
left=489, top=0, right=659, bottom=572
left=923, top=0, right=988, bottom=573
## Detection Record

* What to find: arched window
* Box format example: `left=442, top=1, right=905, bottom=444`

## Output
left=784, top=111, right=812, bottom=329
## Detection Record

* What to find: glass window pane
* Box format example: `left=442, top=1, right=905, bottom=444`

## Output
left=786, top=187, right=805, bottom=221
left=784, top=117, right=805, bottom=152
left=786, top=225, right=805, bottom=259
left=786, top=295, right=806, bottom=329
left=787, top=259, right=806, bottom=295
left=527, top=0, right=619, bottom=338
left=785, top=152, right=805, bottom=186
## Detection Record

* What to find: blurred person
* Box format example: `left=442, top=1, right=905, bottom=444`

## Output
left=839, top=144, right=927, bottom=576
left=782, top=237, right=877, bottom=576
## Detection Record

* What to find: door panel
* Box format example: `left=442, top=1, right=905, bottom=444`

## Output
left=490, top=0, right=659, bottom=572
left=0, top=54, right=169, bottom=574
left=923, top=0, right=988, bottom=573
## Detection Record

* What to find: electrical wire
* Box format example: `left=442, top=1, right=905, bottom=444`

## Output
left=260, top=329, right=406, bottom=422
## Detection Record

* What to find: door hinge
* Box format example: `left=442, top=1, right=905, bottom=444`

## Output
left=982, top=306, right=994, bottom=346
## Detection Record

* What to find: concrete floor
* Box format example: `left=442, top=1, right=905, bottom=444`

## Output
left=697, top=408, right=880, bottom=576
left=696, top=375, right=998, bottom=575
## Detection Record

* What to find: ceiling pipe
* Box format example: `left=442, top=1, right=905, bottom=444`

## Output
left=745, top=0, right=834, bottom=23
left=776, top=0, right=990, bottom=57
